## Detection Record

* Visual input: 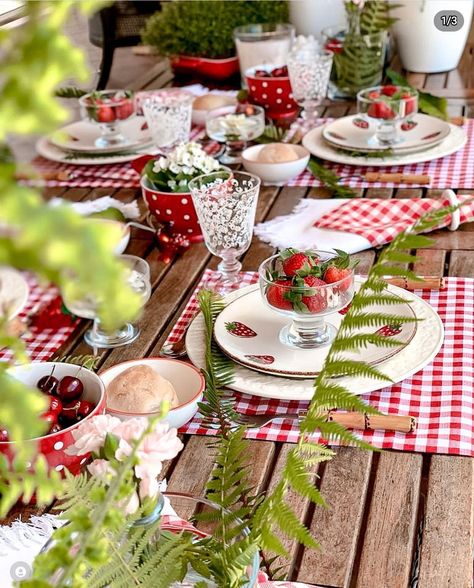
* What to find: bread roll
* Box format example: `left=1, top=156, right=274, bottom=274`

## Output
left=107, top=365, right=179, bottom=413
left=257, top=143, right=300, bottom=163
left=193, top=94, right=235, bottom=111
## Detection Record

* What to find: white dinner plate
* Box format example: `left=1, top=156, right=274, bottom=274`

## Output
left=322, top=114, right=451, bottom=153
left=36, top=136, right=158, bottom=165
left=213, top=281, right=417, bottom=378
left=302, top=123, right=467, bottom=167
left=50, top=117, right=152, bottom=153
left=0, top=267, right=29, bottom=320
left=186, top=282, right=444, bottom=400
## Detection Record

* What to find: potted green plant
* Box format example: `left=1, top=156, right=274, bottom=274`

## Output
left=141, top=0, right=289, bottom=80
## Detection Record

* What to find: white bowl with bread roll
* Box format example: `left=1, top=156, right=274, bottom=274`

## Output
left=241, top=143, right=310, bottom=184
left=192, top=93, right=237, bottom=126
left=100, top=358, right=205, bottom=428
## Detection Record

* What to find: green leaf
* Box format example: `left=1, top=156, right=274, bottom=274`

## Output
left=307, top=157, right=358, bottom=199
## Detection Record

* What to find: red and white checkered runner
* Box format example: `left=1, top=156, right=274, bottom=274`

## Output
left=30, top=120, right=474, bottom=190
left=0, top=276, right=79, bottom=363
left=173, top=270, right=474, bottom=457
left=313, top=194, right=474, bottom=247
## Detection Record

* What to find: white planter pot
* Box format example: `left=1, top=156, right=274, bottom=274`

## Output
left=390, top=0, right=473, bottom=73
left=289, top=0, right=346, bottom=39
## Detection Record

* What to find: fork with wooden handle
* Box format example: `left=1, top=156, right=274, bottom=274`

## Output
left=233, top=410, right=416, bottom=433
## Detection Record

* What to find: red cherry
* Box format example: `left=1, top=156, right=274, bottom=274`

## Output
left=37, top=372, right=59, bottom=395
left=254, top=69, right=270, bottom=77
left=61, top=400, right=81, bottom=421
left=77, top=400, right=96, bottom=419
left=271, top=66, right=288, bottom=77
left=58, top=376, right=84, bottom=401
left=381, top=85, right=398, bottom=97
left=324, top=38, right=343, bottom=54
left=49, top=424, right=62, bottom=434
left=48, top=396, right=63, bottom=415
left=0, top=428, right=9, bottom=442
left=367, top=102, right=395, bottom=120
left=42, top=410, right=58, bottom=431
left=97, top=105, right=115, bottom=123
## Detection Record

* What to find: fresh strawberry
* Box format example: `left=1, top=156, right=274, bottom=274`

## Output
left=368, top=90, right=380, bottom=100
left=244, top=355, right=275, bottom=365
left=266, top=279, right=293, bottom=311
left=401, top=120, right=417, bottom=131
left=116, top=100, right=134, bottom=120
left=301, top=276, right=327, bottom=313
left=324, top=266, right=351, bottom=284
left=402, top=94, right=417, bottom=115
left=225, top=321, right=257, bottom=338
left=97, top=105, right=115, bottom=123
left=381, top=85, right=398, bottom=97
left=353, top=117, right=369, bottom=129
left=254, top=69, right=270, bottom=77
left=281, top=250, right=318, bottom=276
left=367, top=102, right=396, bottom=120
left=376, top=323, right=402, bottom=337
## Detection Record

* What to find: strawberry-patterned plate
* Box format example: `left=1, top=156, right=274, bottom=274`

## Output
left=212, top=281, right=417, bottom=379
left=322, top=114, right=451, bottom=153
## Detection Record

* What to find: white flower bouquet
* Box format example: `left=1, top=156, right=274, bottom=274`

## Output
left=144, top=142, right=221, bottom=193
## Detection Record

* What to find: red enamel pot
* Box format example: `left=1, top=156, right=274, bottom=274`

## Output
left=171, top=55, right=240, bottom=80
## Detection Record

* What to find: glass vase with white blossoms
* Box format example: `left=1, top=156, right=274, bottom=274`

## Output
left=143, top=142, right=222, bottom=193
left=66, top=414, right=183, bottom=519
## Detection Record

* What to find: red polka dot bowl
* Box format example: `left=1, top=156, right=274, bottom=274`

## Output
left=245, top=64, right=299, bottom=121
left=141, top=175, right=203, bottom=241
left=2, top=362, right=106, bottom=475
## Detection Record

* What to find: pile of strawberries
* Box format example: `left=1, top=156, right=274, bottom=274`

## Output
left=83, top=90, right=135, bottom=124
left=265, top=249, right=354, bottom=314
left=364, top=86, right=417, bottom=120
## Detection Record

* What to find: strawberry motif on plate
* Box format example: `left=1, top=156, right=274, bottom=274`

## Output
left=338, top=302, right=352, bottom=315
left=225, top=321, right=257, bottom=338
left=376, top=323, right=402, bottom=337
left=353, top=117, right=369, bottom=129
left=244, top=355, right=275, bottom=365
left=401, top=120, right=417, bottom=131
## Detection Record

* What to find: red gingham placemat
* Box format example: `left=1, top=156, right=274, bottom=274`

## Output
left=0, top=275, right=79, bottom=363
left=174, top=270, right=474, bottom=457
left=314, top=194, right=474, bottom=247
left=29, top=120, right=474, bottom=190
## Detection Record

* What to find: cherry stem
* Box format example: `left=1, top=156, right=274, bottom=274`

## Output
left=74, top=365, right=83, bottom=377
left=46, top=365, right=56, bottom=383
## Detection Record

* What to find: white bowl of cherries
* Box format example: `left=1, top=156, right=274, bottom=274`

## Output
left=1, top=361, right=106, bottom=475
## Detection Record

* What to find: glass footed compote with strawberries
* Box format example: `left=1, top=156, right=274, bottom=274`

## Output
left=357, top=85, right=418, bottom=147
left=259, top=249, right=355, bottom=349
left=79, top=90, right=135, bottom=149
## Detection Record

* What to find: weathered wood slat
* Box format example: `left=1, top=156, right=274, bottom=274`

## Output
left=417, top=456, right=474, bottom=588
left=354, top=452, right=423, bottom=588
left=297, top=449, right=373, bottom=587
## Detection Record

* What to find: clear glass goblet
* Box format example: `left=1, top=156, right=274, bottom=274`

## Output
left=259, top=251, right=355, bottom=349
left=287, top=44, right=333, bottom=123
left=188, top=171, right=261, bottom=292
left=205, top=104, right=265, bottom=164
left=142, top=89, right=193, bottom=150
left=63, top=255, right=151, bottom=350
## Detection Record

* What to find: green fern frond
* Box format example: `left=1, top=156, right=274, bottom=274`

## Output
left=340, top=312, right=418, bottom=329
left=330, top=334, right=405, bottom=351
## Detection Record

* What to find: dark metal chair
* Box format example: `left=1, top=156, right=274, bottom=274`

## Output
left=89, top=1, right=161, bottom=90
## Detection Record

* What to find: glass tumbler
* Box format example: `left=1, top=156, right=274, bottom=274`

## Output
left=188, top=171, right=261, bottom=290
left=142, top=89, right=193, bottom=150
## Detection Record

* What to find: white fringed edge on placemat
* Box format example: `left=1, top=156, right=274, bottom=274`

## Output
left=0, top=514, right=63, bottom=556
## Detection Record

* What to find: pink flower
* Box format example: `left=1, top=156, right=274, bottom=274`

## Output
left=65, top=414, right=121, bottom=456
left=87, top=458, right=116, bottom=480
left=134, top=423, right=183, bottom=480
left=139, top=476, right=160, bottom=500
left=121, top=491, right=140, bottom=515
left=113, top=418, right=148, bottom=442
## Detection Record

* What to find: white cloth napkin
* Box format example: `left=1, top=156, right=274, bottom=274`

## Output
left=254, top=198, right=371, bottom=253
left=48, top=196, right=140, bottom=219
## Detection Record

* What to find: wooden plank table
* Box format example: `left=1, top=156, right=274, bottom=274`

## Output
left=4, top=38, right=474, bottom=586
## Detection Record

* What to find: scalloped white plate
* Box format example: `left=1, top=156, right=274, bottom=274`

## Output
left=186, top=281, right=444, bottom=400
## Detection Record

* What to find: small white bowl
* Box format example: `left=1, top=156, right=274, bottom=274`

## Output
left=241, top=143, right=310, bottom=184
left=192, top=95, right=237, bottom=126
left=100, top=358, right=205, bottom=429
